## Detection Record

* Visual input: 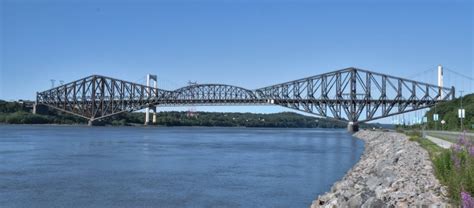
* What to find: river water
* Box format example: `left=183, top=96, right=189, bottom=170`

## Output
left=0, top=125, right=364, bottom=207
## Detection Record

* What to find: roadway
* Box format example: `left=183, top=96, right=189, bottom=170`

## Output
left=424, top=135, right=453, bottom=149
left=425, top=130, right=474, bottom=143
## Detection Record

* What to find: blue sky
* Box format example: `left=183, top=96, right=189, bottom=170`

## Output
left=1, top=0, right=473, bottom=122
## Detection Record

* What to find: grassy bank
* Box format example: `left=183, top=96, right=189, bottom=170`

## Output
left=406, top=130, right=474, bottom=206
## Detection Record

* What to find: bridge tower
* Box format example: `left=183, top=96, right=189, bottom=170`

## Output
left=145, top=74, right=158, bottom=125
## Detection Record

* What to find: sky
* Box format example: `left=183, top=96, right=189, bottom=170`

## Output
left=1, top=0, right=473, bottom=122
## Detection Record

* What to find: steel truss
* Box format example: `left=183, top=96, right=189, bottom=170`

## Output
left=37, top=67, right=455, bottom=123
left=37, top=75, right=171, bottom=120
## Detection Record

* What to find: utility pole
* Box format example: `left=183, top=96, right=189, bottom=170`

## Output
left=435, top=65, right=443, bottom=131
left=433, top=104, right=438, bottom=131
left=50, top=79, right=56, bottom=88
left=459, top=90, right=465, bottom=131
left=422, top=114, right=427, bottom=138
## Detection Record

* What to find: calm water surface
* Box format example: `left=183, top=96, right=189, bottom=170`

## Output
left=0, top=125, right=364, bottom=207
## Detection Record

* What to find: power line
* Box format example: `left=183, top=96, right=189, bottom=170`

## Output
left=50, top=79, right=56, bottom=88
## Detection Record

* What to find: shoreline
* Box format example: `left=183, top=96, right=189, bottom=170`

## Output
left=311, top=130, right=449, bottom=207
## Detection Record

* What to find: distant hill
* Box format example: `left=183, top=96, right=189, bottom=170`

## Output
left=425, top=93, right=473, bottom=131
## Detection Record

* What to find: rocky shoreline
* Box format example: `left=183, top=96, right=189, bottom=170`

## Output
left=311, top=130, right=449, bottom=207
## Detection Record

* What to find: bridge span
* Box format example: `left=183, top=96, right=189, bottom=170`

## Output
left=35, top=67, right=455, bottom=131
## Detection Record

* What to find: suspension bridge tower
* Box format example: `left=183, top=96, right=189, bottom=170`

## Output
left=145, top=74, right=158, bottom=125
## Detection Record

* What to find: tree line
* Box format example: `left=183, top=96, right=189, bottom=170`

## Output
left=0, top=100, right=350, bottom=128
left=423, top=93, right=473, bottom=131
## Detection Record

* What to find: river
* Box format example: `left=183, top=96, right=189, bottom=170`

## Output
left=0, top=125, right=364, bottom=207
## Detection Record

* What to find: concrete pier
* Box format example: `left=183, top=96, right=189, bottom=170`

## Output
left=145, top=106, right=157, bottom=126
left=32, top=104, right=48, bottom=115
left=347, top=122, right=359, bottom=132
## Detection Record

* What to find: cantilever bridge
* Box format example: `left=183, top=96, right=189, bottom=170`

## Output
left=35, top=67, right=455, bottom=130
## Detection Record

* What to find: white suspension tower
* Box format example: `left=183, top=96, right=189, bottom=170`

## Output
left=145, top=74, right=158, bottom=125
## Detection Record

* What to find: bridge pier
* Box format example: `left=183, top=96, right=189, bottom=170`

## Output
left=33, top=104, right=38, bottom=114
left=152, top=108, right=157, bottom=124
left=32, top=103, right=48, bottom=115
left=145, top=106, right=157, bottom=125
left=145, top=107, right=150, bottom=125
left=347, top=122, right=359, bottom=132
left=88, top=119, right=94, bottom=126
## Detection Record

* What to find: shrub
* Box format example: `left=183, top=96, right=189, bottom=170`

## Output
left=4, top=112, right=50, bottom=124
left=432, top=132, right=474, bottom=205
left=111, top=119, right=127, bottom=126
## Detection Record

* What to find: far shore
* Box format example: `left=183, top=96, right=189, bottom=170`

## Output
left=0, top=123, right=349, bottom=130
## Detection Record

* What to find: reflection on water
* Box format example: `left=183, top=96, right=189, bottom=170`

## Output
left=0, top=125, right=364, bottom=207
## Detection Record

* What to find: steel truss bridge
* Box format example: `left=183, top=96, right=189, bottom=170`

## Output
left=36, top=67, right=455, bottom=129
